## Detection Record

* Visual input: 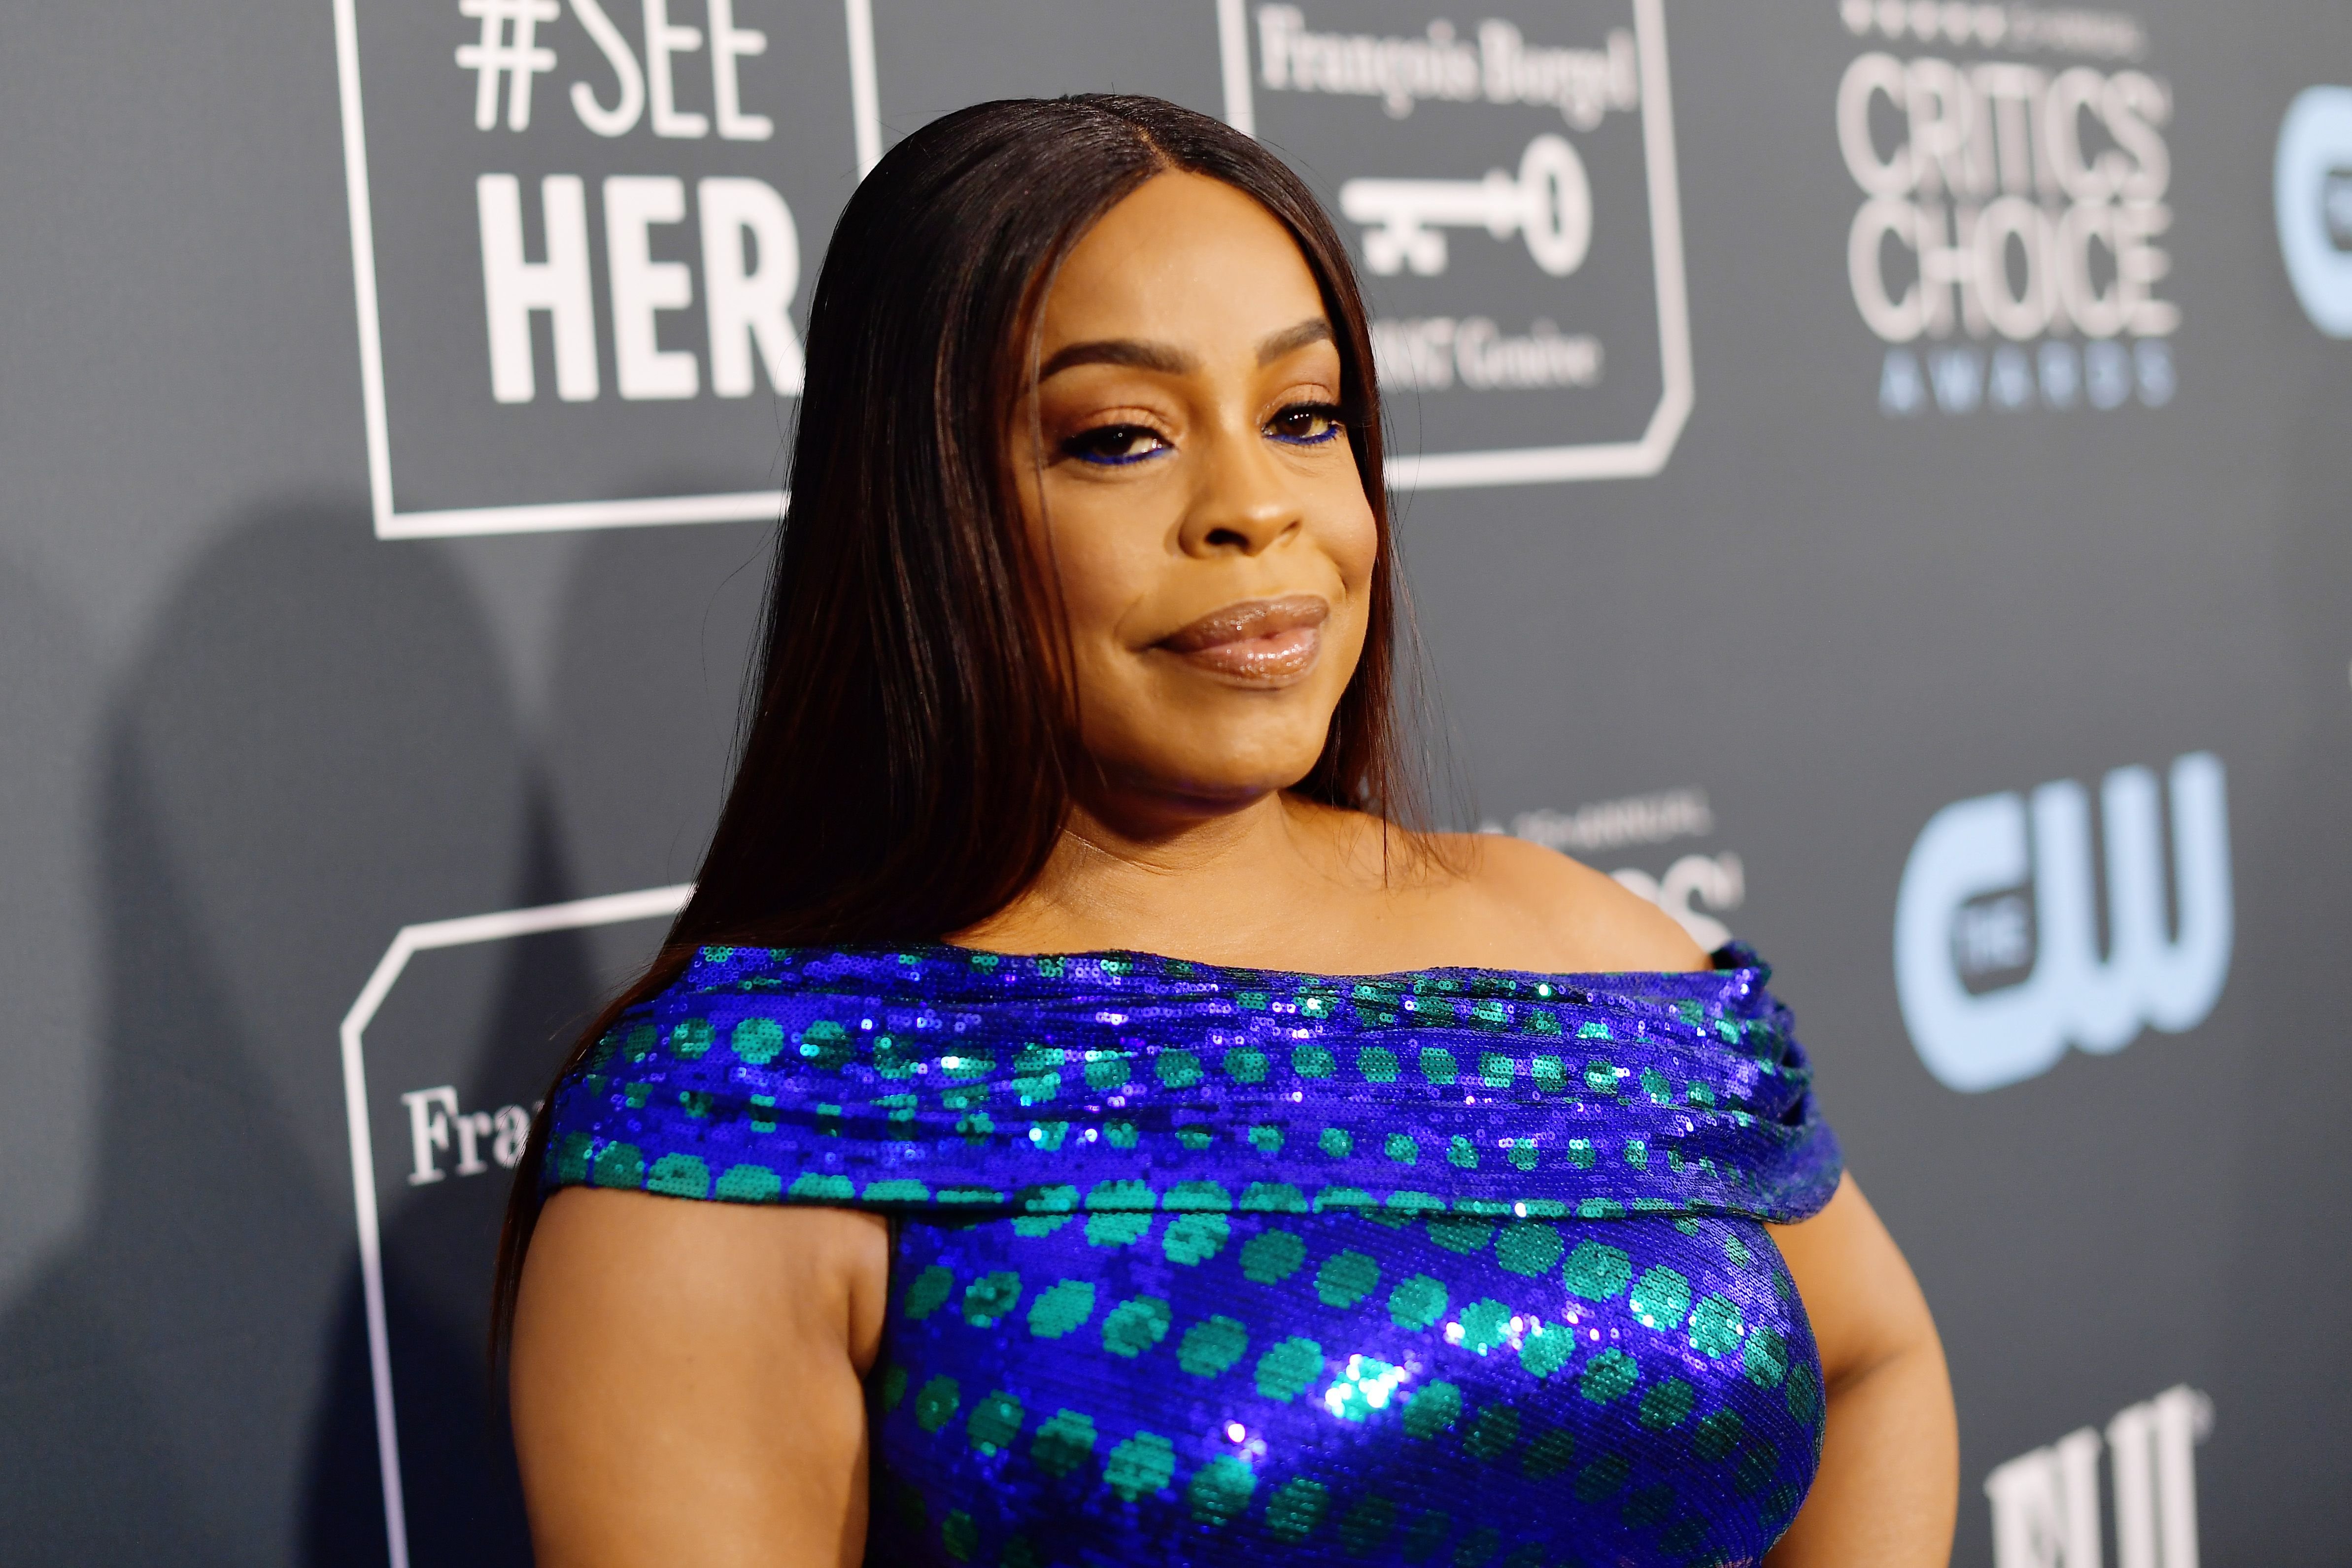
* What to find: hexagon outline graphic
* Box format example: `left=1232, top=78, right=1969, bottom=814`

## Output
left=338, top=883, right=690, bottom=1568
left=330, top=0, right=881, bottom=541
left=1217, top=0, right=1694, bottom=489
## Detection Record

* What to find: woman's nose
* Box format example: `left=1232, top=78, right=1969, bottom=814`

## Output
left=1176, top=420, right=1304, bottom=557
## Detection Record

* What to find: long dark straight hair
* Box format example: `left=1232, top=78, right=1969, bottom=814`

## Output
left=493, top=93, right=1427, bottom=1348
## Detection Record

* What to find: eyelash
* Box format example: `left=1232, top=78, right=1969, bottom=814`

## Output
left=1059, top=402, right=1347, bottom=467
left=1060, top=424, right=1169, bottom=467
left=1268, top=402, right=1346, bottom=447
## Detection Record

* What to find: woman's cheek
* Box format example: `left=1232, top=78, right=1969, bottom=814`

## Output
left=1041, top=494, right=1131, bottom=617
left=1323, top=499, right=1380, bottom=596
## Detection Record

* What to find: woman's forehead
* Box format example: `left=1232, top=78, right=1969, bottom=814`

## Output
left=1038, top=173, right=1330, bottom=356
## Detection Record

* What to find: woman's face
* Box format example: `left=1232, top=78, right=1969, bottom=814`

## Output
left=1011, top=172, right=1378, bottom=823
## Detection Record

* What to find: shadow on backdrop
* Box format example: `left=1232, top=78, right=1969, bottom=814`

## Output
left=542, top=519, right=771, bottom=896
left=307, top=515, right=774, bottom=1566
left=0, top=503, right=563, bottom=1564
left=0, top=549, right=102, bottom=1312
left=303, top=801, right=602, bottom=1568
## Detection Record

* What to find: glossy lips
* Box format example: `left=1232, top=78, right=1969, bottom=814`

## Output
left=1155, top=594, right=1329, bottom=683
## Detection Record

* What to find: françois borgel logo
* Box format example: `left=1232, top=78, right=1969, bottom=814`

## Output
left=1835, top=2, right=2180, bottom=418
left=2275, top=85, right=2352, bottom=338
left=1893, top=752, right=2230, bottom=1092
left=1986, top=1386, right=2212, bottom=1568
left=1221, top=0, right=1692, bottom=488
left=330, top=0, right=869, bottom=539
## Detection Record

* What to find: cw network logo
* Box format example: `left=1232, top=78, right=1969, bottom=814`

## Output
left=2276, top=85, right=2352, bottom=338
left=1986, top=1385, right=2212, bottom=1568
left=1895, top=752, right=2230, bottom=1092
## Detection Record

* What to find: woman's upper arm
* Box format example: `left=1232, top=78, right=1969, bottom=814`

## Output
left=1767, top=1176, right=1959, bottom=1566
left=510, top=1187, right=892, bottom=1568
left=1767, top=1173, right=1941, bottom=1388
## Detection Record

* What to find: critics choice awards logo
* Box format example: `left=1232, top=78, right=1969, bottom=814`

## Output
left=1224, top=0, right=1693, bottom=487
left=332, top=0, right=871, bottom=537
left=1834, top=2, right=2180, bottom=418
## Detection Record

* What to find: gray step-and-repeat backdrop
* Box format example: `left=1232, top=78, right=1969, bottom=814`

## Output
left=0, top=1, right=2345, bottom=1564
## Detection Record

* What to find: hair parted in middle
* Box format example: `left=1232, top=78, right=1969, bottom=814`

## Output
left=683, top=91, right=1422, bottom=954
left=496, top=93, right=1434, bottom=1346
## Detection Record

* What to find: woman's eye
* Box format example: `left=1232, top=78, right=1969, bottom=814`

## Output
left=1062, top=424, right=1170, bottom=466
left=1267, top=403, right=1344, bottom=445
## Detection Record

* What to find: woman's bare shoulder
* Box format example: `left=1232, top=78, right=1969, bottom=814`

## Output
left=1285, top=801, right=1707, bottom=975
left=1426, top=829, right=1711, bottom=974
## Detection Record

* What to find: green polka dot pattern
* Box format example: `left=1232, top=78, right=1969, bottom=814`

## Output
left=545, top=942, right=1839, bottom=1564
left=867, top=1198, right=1824, bottom=1565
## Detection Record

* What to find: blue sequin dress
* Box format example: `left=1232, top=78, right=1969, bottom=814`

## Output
left=545, top=942, right=1841, bottom=1567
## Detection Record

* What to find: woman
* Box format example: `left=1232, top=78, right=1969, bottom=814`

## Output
left=502, top=95, right=1956, bottom=1567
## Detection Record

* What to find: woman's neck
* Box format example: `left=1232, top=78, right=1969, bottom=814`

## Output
left=951, top=789, right=1408, bottom=965
left=946, top=779, right=1707, bottom=978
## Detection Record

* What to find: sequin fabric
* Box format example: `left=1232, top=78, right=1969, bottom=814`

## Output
left=545, top=942, right=1842, bottom=1567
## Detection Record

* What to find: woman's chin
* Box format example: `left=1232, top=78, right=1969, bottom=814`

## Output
left=1089, top=747, right=1335, bottom=813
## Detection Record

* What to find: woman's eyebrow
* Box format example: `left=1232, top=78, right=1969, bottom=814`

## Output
left=1257, top=317, right=1332, bottom=364
left=1038, top=339, right=1197, bottom=379
left=1036, top=319, right=1333, bottom=381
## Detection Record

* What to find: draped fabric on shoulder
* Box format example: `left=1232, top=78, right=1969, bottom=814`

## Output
left=545, top=943, right=1840, bottom=1228
left=544, top=945, right=1843, bottom=1568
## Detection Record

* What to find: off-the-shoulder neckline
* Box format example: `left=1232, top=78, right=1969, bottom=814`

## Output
left=687, top=940, right=1761, bottom=989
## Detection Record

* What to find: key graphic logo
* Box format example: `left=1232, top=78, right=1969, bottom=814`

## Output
left=1341, top=132, right=1593, bottom=277
left=1894, top=752, right=2230, bottom=1092
left=1224, top=0, right=1691, bottom=488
